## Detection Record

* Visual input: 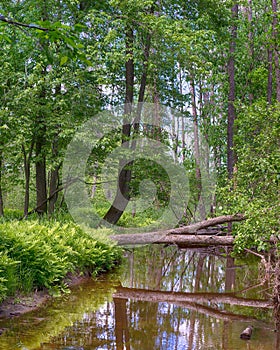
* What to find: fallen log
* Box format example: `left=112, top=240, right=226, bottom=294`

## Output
left=111, top=233, right=234, bottom=247
left=110, top=214, right=245, bottom=246
left=113, top=286, right=273, bottom=309
left=167, top=214, right=245, bottom=235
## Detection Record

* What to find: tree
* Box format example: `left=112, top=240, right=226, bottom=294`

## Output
left=272, top=0, right=280, bottom=102
left=103, top=2, right=154, bottom=224
left=227, top=4, right=238, bottom=179
left=0, top=0, right=103, bottom=216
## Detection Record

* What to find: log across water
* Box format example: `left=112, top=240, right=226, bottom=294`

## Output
left=110, top=214, right=244, bottom=247
left=111, top=233, right=234, bottom=247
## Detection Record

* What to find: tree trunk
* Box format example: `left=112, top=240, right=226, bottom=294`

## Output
left=104, top=21, right=152, bottom=224
left=247, top=0, right=254, bottom=103
left=178, top=66, right=185, bottom=161
left=35, top=136, right=47, bottom=215
left=48, top=166, right=59, bottom=215
left=110, top=214, right=245, bottom=246
left=190, top=76, right=206, bottom=220
left=227, top=4, right=238, bottom=179
left=35, top=3, right=48, bottom=216
left=268, top=47, right=273, bottom=104
left=272, top=0, right=280, bottom=102
left=48, top=135, right=60, bottom=215
left=103, top=26, right=134, bottom=225
left=0, top=149, right=4, bottom=217
left=22, top=142, right=34, bottom=218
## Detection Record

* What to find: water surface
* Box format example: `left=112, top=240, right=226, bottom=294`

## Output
left=0, top=245, right=277, bottom=349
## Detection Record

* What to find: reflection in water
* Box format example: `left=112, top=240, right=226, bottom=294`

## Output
left=0, top=245, right=276, bottom=349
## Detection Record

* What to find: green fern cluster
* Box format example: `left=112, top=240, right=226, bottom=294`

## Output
left=0, top=221, right=122, bottom=302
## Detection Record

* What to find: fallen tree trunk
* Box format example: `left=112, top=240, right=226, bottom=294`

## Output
left=110, top=214, right=245, bottom=246
left=113, top=286, right=272, bottom=309
left=167, top=214, right=245, bottom=234
left=111, top=233, right=234, bottom=247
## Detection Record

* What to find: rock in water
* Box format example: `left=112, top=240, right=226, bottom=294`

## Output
left=240, top=325, right=253, bottom=340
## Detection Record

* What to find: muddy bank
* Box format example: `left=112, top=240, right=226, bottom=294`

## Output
left=0, top=291, right=49, bottom=320
left=0, top=274, right=93, bottom=321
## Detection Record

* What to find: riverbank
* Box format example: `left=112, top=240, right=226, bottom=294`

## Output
left=0, top=290, right=49, bottom=320
left=0, top=274, right=94, bottom=320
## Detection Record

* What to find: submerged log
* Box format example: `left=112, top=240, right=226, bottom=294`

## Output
left=240, top=325, right=253, bottom=339
left=110, top=214, right=245, bottom=247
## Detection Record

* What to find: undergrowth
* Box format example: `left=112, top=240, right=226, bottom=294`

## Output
left=0, top=219, right=122, bottom=302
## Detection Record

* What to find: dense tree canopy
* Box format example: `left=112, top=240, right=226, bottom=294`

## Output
left=0, top=0, right=279, bottom=251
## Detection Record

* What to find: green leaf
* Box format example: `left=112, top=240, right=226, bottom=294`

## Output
left=60, top=55, right=69, bottom=66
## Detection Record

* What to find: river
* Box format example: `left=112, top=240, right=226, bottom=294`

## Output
left=0, top=245, right=277, bottom=349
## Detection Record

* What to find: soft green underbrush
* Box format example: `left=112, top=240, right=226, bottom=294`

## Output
left=0, top=220, right=122, bottom=302
left=217, top=102, right=280, bottom=254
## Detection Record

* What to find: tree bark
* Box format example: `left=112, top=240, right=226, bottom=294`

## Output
left=227, top=4, right=238, bottom=179
left=113, top=286, right=272, bottom=309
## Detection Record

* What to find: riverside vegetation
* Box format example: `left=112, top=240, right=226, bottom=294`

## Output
left=0, top=211, right=122, bottom=302
left=0, top=0, right=279, bottom=320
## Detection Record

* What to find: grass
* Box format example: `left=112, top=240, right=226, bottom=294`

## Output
left=0, top=216, right=122, bottom=302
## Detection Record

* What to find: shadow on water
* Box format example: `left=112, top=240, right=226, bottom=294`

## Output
left=0, top=245, right=278, bottom=349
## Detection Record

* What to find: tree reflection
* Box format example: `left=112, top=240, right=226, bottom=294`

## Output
left=2, top=245, right=275, bottom=350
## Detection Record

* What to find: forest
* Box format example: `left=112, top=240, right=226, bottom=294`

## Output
left=0, top=0, right=279, bottom=308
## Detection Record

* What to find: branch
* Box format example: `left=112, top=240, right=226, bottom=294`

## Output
left=0, top=14, right=49, bottom=32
